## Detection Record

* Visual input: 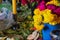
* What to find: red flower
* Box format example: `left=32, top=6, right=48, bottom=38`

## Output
left=30, top=27, right=36, bottom=30
left=47, top=4, right=56, bottom=10
left=21, top=0, right=27, bottom=5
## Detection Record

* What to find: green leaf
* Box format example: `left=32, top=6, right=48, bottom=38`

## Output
left=31, top=2, right=35, bottom=7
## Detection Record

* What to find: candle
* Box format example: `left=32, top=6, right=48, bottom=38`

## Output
left=12, top=0, right=17, bottom=14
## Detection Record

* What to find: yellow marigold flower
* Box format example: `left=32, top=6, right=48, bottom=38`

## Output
left=34, top=24, right=44, bottom=31
left=46, top=0, right=58, bottom=6
left=42, top=9, right=55, bottom=23
left=56, top=17, right=60, bottom=24
left=33, top=15, right=42, bottom=28
left=42, top=9, right=51, bottom=14
left=34, top=22, right=39, bottom=26
left=49, top=21, right=57, bottom=25
left=49, top=14, right=58, bottom=25
left=34, top=9, right=42, bottom=15
left=33, top=15, right=43, bottom=23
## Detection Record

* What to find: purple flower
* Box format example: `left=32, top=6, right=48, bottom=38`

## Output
left=47, top=4, right=57, bottom=10
left=37, top=1, right=46, bottom=11
left=53, top=7, right=60, bottom=16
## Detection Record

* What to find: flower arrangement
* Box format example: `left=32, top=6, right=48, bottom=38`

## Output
left=33, top=0, right=60, bottom=31
left=0, top=0, right=40, bottom=40
left=0, top=0, right=60, bottom=40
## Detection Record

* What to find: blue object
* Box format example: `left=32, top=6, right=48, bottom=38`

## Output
left=42, top=23, right=60, bottom=40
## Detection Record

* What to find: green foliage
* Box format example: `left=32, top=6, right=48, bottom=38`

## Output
left=0, top=2, right=42, bottom=40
